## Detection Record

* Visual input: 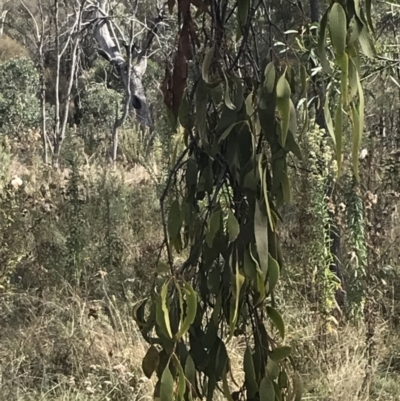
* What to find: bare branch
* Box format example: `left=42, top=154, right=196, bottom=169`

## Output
left=93, top=0, right=153, bottom=129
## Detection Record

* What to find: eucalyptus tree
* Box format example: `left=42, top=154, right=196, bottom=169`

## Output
left=133, top=0, right=376, bottom=400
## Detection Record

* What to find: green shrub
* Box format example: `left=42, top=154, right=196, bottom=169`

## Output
left=0, top=58, right=40, bottom=136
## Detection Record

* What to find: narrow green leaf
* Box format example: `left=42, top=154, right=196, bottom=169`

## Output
left=269, top=346, right=291, bottom=362
left=278, top=371, right=288, bottom=388
left=334, top=100, right=343, bottom=176
left=266, top=359, right=279, bottom=380
left=289, top=99, right=297, bottom=137
left=254, top=200, right=269, bottom=279
left=348, top=54, right=359, bottom=101
left=264, top=62, right=276, bottom=94
left=222, top=365, right=235, bottom=401
left=359, top=26, right=376, bottom=58
left=347, top=16, right=363, bottom=47
left=227, top=210, right=240, bottom=242
left=244, top=346, right=258, bottom=398
left=224, top=74, right=236, bottom=110
left=299, top=64, right=308, bottom=96
left=259, top=156, right=274, bottom=229
left=243, top=248, right=258, bottom=285
left=339, top=53, right=349, bottom=107
left=175, top=357, right=186, bottom=401
left=168, top=200, right=182, bottom=240
left=142, top=345, right=160, bottom=379
left=352, top=68, right=364, bottom=182
left=156, top=282, right=173, bottom=339
left=231, top=267, right=245, bottom=329
left=219, top=121, right=247, bottom=143
left=160, top=366, right=174, bottom=401
left=176, top=282, right=198, bottom=340
left=238, top=0, right=249, bottom=26
left=260, top=376, right=275, bottom=401
left=328, top=3, right=347, bottom=57
left=267, top=254, right=280, bottom=293
left=133, top=298, right=147, bottom=327
left=202, top=46, right=215, bottom=84
left=266, top=306, right=285, bottom=339
left=185, top=354, right=196, bottom=390
left=276, top=74, right=291, bottom=146
left=206, top=210, right=221, bottom=247
left=351, top=104, right=361, bottom=181
left=186, top=157, right=198, bottom=187
left=365, top=0, right=374, bottom=32
left=285, top=130, right=302, bottom=160
left=196, top=79, right=209, bottom=147
left=318, top=9, right=331, bottom=73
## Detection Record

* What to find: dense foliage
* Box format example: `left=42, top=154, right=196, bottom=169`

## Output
left=2, top=0, right=400, bottom=400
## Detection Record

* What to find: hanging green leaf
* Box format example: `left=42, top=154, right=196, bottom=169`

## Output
left=299, top=64, right=308, bottom=97
left=168, top=199, right=182, bottom=240
left=339, top=53, right=349, bottom=107
left=351, top=104, right=361, bottom=181
left=348, top=54, right=359, bottom=101
left=334, top=99, right=343, bottom=176
left=196, top=79, right=209, bottom=146
left=186, top=157, right=198, bottom=187
left=224, top=73, right=236, bottom=110
left=328, top=3, right=347, bottom=57
left=219, top=121, right=247, bottom=143
left=285, top=130, right=302, bottom=160
left=359, top=26, right=376, bottom=58
left=351, top=68, right=365, bottom=182
left=160, top=365, right=174, bottom=401
left=244, top=346, right=258, bottom=398
left=156, top=281, right=173, bottom=339
left=206, top=209, right=221, bottom=247
left=269, top=346, right=291, bottom=362
left=266, top=306, right=285, bottom=339
left=259, top=376, right=275, bottom=401
left=222, top=365, right=235, bottom=401
left=278, top=371, right=288, bottom=389
left=176, top=281, right=198, bottom=340
left=142, top=345, right=160, bottom=379
left=347, top=16, right=363, bottom=47
left=238, top=0, right=250, bottom=26
left=254, top=200, right=269, bottom=279
left=289, top=99, right=297, bottom=137
left=133, top=298, right=147, bottom=328
left=231, top=267, right=245, bottom=331
left=318, top=8, right=331, bottom=73
left=266, top=359, right=279, bottom=380
left=267, top=254, right=280, bottom=293
left=276, top=74, right=291, bottom=147
left=202, top=46, right=215, bottom=84
left=227, top=210, right=240, bottom=242
left=365, top=0, right=374, bottom=32
left=174, top=356, right=186, bottom=401
left=259, top=157, right=274, bottom=228
left=185, top=354, right=196, bottom=385
left=264, top=62, right=276, bottom=94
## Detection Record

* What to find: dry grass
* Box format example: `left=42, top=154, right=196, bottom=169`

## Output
left=2, top=285, right=400, bottom=401
left=0, top=286, right=155, bottom=401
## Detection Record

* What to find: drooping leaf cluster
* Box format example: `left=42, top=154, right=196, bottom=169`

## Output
left=134, top=0, right=375, bottom=400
